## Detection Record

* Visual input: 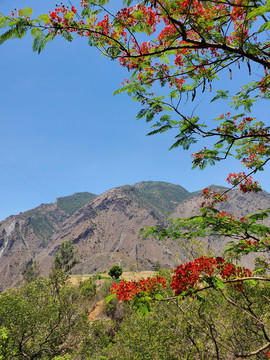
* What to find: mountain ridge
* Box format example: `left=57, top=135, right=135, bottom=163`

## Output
left=0, top=181, right=269, bottom=290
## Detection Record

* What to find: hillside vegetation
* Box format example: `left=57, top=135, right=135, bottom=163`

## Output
left=134, top=181, right=191, bottom=217
left=56, top=192, right=97, bottom=215
left=1, top=267, right=270, bottom=359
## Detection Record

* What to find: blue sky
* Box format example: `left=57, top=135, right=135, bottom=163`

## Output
left=0, top=0, right=269, bottom=221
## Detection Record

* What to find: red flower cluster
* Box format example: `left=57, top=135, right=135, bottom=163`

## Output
left=171, top=256, right=251, bottom=296
left=49, top=4, right=77, bottom=26
left=111, top=280, right=140, bottom=301
left=259, top=73, right=270, bottom=93
left=217, top=259, right=252, bottom=281
left=116, top=5, right=158, bottom=33
left=216, top=211, right=235, bottom=221
left=171, top=257, right=217, bottom=295
left=200, top=188, right=228, bottom=209
left=240, top=238, right=269, bottom=250
left=227, top=172, right=260, bottom=192
left=111, top=276, right=167, bottom=301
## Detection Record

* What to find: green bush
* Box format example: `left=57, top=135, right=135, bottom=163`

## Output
left=0, top=278, right=89, bottom=359
left=79, top=278, right=96, bottom=299
left=92, top=273, right=102, bottom=280
left=108, top=265, right=123, bottom=279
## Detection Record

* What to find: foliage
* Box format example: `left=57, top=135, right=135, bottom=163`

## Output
left=79, top=277, right=97, bottom=298
left=22, top=207, right=70, bottom=246
left=92, top=273, right=102, bottom=280
left=27, top=214, right=55, bottom=245
left=22, top=259, right=41, bottom=283
left=80, top=320, right=115, bottom=359
left=142, top=187, right=270, bottom=260
left=0, top=1, right=268, bottom=181
left=0, top=277, right=89, bottom=359
left=97, top=277, right=115, bottom=300
left=133, top=181, right=191, bottom=216
left=49, top=239, right=80, bottom=296
left=108, top=265, right=123, bottom=279
left=0, top=0, right=269, bottom=252
left=51, top=238, right=79, bottom=276
left=101, top=281, right=270, bottom=359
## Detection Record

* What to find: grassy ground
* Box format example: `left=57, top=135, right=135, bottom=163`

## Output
left=69, top=270, right=156, bottom=286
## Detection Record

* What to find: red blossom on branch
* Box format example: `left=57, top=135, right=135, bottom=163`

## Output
left=171, top=256, right=252, bottom=296
left=110, top=276, right=167, bottom=301
left=227, top=172, right=260, bottom=192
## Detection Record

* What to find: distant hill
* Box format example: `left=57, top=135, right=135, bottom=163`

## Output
left=16, top=192, right=97, bottom=246
left=133, top=181, right=191, bottom=217
left=0, top=182, right=269, bottom=290
left=56, top=192, right=97, bottom=215
left=191, top=184, right=229, bottom=197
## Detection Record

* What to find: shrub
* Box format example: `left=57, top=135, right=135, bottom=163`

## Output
left=108, top=265, right=123, bottom=279
left=79, top=278, right=96, bottom=299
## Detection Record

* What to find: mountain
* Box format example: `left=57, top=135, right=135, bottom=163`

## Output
left=0, top=182, right=270, bottom=290
left=133, top=181, right=191, bottom=217
left=56, top=192, right=97, bottom=215
left=37, top=186, right=180, bottom=278
left=0, top=192, right=96, bottom=290
left=172, top=188, right=270, bottom=254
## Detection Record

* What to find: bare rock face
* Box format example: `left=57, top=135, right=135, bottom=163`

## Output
left=0, top=193, right=95, bottom=290
left=37, top=186, right=180, bottom=277
left=0, top=203, right=70, bottom=289
left=171, top=188, right=270, bottom=266
left=1, top=182, right=270, bottom=290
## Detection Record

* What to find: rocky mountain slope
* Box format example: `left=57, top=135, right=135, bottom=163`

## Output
left=0, top=181, right=270, bottom=290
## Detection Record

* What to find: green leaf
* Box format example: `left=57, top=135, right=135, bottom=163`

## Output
left=258, top=21, right=270, bottom=33
left=160, top=53, right=169, bottom=64
left=0, top=15, right=10, bottom=29
left=45, top=31, right=57, bottom=43
left=154, top=293, right=164, bottom=300
left=252, top=267, right=266, bottom=275
left=247, top=5, right=267, bottom=19
left=212, top=277, right=225, bottom=289
left=0, top=28, right=18, bottom=45
left=105, top=293, right=116, bottom=303
left=38, top=14, right=50, bottom=24
left=61, top=31, right=73, bottom=42
left=32, top=34, right=46, bottom=54
left=211, top=90, right=229, bottom=102
left=195, top=294, right=206, bottom=302
left=31, top=28, right=43, bottom=39
left=19, top=7, right=33, bottom=18
left=64, top=11, right=74, bottom=20
left=147, top=125, right=172, bottom=136
left=136, top=303, right=149, bottom=316
left=178, top=290, right=191, bottom=299
left=170, top=90, right=180, bottom=100
left=247, top=279, right=257, bottom=285
left=136, top=108, right=148, bottom=120
left=146, top=110, right=155, bottom=122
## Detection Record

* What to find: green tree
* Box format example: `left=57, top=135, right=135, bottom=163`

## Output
left=105, top=281, right=270, bottom=359
left=79, top=277, right=97, bottom=298
left=52, top=239, right=79, bottom=275
left=108, top=265, right=123, bottom=279
left=22, top=260, right=41, bottom=283
left=49, top=239, right=80, bottom=294
left=50, top=239, right=79, bottom=281
left=0, top=278, right=89, bottom=359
